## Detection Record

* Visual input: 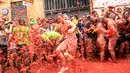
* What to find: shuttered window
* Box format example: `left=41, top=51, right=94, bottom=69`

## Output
left=44, top=0, right=90, bottom=16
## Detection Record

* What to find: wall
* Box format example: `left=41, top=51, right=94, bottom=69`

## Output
left=27, top=0, right=45, bottom=19
left=0, top=0, right=11, bottom=21
left=0, top=0, right=45, bottom=21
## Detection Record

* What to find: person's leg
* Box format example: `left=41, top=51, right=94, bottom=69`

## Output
left=67, top=36, right=77, bottom=58
left=78, top=34, right=82, bottom=55
left=56, top=41, right=68, bottom=73
left=119, top=43, right=125, bottom=58
left=99, top=44, right=106, bottom=62
left=9, top=58, right=14, bottom=68
left=83, top=37, right=87, bottom=59
left=86, top=44, right=92, bottom=60
left=58, top=53, right=68, bottom=73
left=86, top=39, right=93, bottom=61
left=97, top=37, right=106, bottom=62
left=108, top=37, right=118, bottom=62
left=64, top=52, right=76, bottom=73
left=125, top=41, right=129, bottom=54
left=15, top=57, right=18, bottom=68
left=0, top=64, right=2, bottom=73
left=76, top=44, right=82, bottom=58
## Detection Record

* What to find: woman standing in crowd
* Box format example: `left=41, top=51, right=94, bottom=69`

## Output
left=93, top=18, right=107, bottom=62
left=55, top=13, right=77, bottom=73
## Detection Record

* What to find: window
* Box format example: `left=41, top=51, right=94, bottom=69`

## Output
left=45, top=0, right=89, bottom=10
left=44, top=0, right=90, bottom=17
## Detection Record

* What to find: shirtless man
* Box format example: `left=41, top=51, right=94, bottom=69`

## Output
left=93, top=18, right=106, bottom=62
left=55, top=13, right=77, bottom=73
left=102, top=17, right=119, bottom=62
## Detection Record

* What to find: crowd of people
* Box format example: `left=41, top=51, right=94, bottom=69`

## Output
left=0, top=6, right=130, bottom=73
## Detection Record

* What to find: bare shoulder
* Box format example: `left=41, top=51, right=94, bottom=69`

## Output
left=108, top=19, right=115, bottom=24
left=66, top=20, right=75, bottom=26
left=66, top=20, right=73, bottom=24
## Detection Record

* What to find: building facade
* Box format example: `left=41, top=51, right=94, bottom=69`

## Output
left=0, top=0, right=90, bottom=21
left=44, top=0, right=90, bottom=17
left=0, top=0, right=45, bottom=21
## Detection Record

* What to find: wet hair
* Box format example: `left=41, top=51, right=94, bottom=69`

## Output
left=56, top=13, right=64, bottom=23
left=70, top=15, right=73, bottom=19
left=102, top=9, right=104, bottom=12
left=123, top=11, right=129, bottom=18
left=104, top=11, right=110, bottom=18
left=56, top=13, right=64, bottom=18
left=123, top=7, right=129, bottom=12
left=40, top=18, right=47, bottom=24
left=50, top=17, right=56, bottom=23
left=87, top=15, right=91, bottom=19
left=117, top=7, right=122, bottom=13
left=89, top=16, right=98, bottom=23
left=36, top=17, right=40, bottom=20
left=92, top=11, right=97, bottom=15
left=30, top=18, right=34, bottom=21
left=117, top=7, right=122, bottom=10
left=74, top=13, right=79, bottom=20
left=98, top=16, right=105, bottom=23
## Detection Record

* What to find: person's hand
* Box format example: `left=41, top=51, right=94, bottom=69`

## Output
left=91, top=25, right=96, bottom=30
left=8, top=43, right=10, bottom=47
left=56, top=41, right=60, bottom=46
left=84, top=28, right=89, bottom=32
left=80, top=34, right=83, bottom=38
left=68, top=29, right=73, bottom=33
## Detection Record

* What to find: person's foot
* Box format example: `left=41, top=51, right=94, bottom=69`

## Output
left=58, top=66, right=68, bottom=73
left=108, top=58, right=116, bottom=63
left=101, top=60, right=105, bottom=62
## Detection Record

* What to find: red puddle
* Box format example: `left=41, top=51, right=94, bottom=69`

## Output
left=5, top=58, right=130, bottom=73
